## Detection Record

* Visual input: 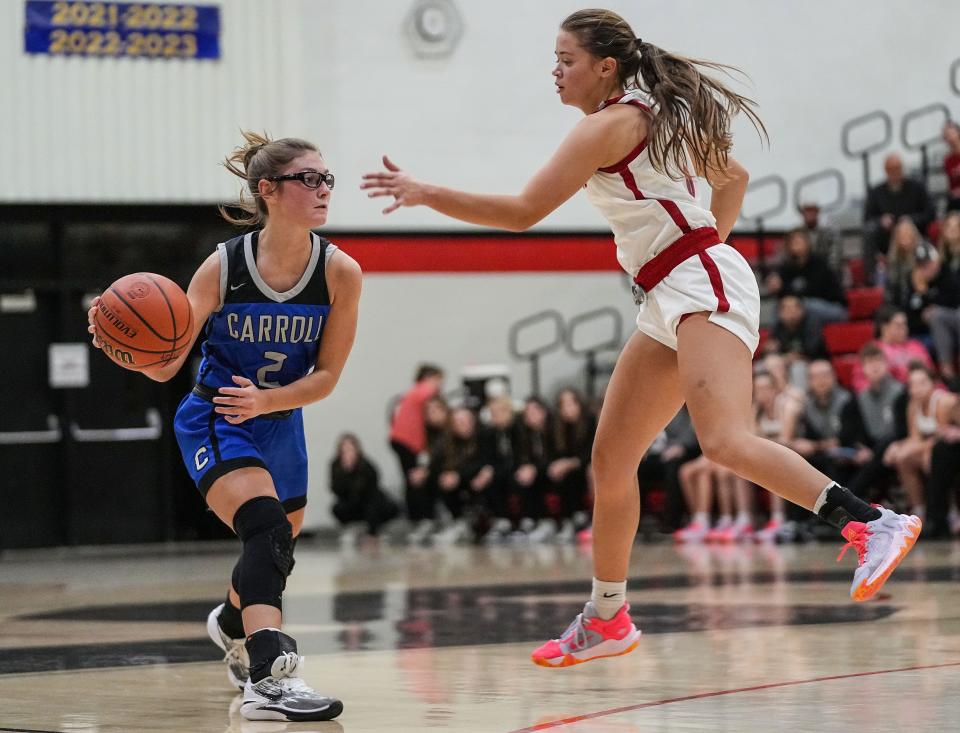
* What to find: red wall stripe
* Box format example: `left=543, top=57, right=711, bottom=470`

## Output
left=332, top=235, right=621, bottom=273
left=328, top=233, right=767, bottom=273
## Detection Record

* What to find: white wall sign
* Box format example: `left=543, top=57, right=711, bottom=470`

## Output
left=49, top=343, right=90, bottom=388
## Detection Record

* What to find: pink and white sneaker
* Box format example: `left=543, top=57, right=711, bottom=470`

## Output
left=531, top=602, right=641, bottom=668
left=711, top=522, right=754, bottom=543
left=673, top=520, right=708, bottom=543
left=753, top=517, right=783, bottom=543
left=837, top=507, right=922, bottom=602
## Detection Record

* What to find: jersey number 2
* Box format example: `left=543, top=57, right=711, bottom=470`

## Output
left=257, top=351, right=287, bottom=388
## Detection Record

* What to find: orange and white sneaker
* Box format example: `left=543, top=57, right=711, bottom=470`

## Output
left=837, top=507, right=922, bottom=602
left=531, top=602, right=641, bottom=668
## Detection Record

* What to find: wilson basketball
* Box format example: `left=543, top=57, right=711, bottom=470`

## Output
left=95, top=273, right=193, bottom=370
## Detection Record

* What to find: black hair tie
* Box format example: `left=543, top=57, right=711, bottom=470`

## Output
left=635, top=37, right=643, bottom=48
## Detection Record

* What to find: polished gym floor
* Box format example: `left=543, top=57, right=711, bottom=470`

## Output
left=1, top=536, right=959, bottom=732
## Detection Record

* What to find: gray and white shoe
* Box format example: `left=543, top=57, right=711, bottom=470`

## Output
left=206, top=603, right=249, bottom=690
left=838, top=506, right=922, bottom=602
left=241, top=651, right=343, bottom=722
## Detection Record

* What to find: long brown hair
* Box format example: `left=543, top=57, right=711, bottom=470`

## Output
left=560, top=9, right=767, bottom=179
left=219, top=130, right=320, bottom=227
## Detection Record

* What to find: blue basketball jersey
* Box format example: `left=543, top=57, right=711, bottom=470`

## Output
left=195, top=230, right=334, bottom=391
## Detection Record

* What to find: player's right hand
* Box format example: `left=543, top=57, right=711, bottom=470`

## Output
left=87, top=296, right=103, bottom=349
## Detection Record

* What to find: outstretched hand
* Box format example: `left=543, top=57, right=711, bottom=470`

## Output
left=360, top=155, right=427, bottom=214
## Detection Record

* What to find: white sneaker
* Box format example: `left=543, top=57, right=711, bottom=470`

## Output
left=556, top=519, right=576, bottom=543
left=433, top=519, right=470, bottom=545
left=527, top=518, right=557, bottom=543
left=837, top=507, right=922, bottom=602
left=241, top=652, right=343, bottom=722
left=484, top=518, right=512, bottom=544
left=207, top=603, right=249, bottom=690
left=407, top=519, right=434, bottom=545
left=338, top=523, right=362, bottom=549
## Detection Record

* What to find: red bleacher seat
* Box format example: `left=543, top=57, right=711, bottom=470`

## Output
left=729, top=235, right=781, bottom=266
left=754, top=327, right=770, bottom=358
left=831, top=354, right=859, bottom=390
left=823, top=321, right=874, bottom=355
left=846, top=287, right=884, bottom=320
left=847, top=258, right=865, bottom=287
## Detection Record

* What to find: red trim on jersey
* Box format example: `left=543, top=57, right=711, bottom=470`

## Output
left=618, top=167, right=692, bottom=233
left=633, top=227, right=721, bottom=291
left=698, top=251, right=731, bottom=313
left=598, top=139, right=649, bottom=173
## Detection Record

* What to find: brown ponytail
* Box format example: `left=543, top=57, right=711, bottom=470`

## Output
left=219, top=130, right=321, bottom=227
left=561, top=9, right=767, bottom=180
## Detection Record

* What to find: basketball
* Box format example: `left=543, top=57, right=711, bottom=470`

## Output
left=94, top=273, right=193, bottom=370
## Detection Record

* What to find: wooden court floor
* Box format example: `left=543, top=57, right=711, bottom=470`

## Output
left=1, top=537, right=959, bottom=732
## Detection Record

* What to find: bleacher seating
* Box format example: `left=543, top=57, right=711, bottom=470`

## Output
left=846, top=287, right=884, bottom=320
left=823, top=321, right=874, bottom=356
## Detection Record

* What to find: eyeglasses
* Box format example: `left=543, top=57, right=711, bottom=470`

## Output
left=265, top=171, right=335, bottom=190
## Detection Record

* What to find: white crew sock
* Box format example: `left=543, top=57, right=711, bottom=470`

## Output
left=591, top=578, right=626, bottom=620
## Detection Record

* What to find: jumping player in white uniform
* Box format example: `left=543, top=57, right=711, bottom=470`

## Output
left=362, top=8, right=922, bottom=668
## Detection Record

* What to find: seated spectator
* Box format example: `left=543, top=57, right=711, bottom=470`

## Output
left=514, top=396, right=555, bottom=541
left=765, top=228, right=846, bottom=324
left=799, top=201, right=842, bottom=274
left=927, top=212, right=960, bottom=382
left=330, top=434, right=398, bottom=542
left=547, top=388, right=596, bottom=541
left=784, top=360, right=867, bottom=490
left=405, top=395, right=451, bottom=544
left=848, top=343, right=908, bottom=502
left=863, top=153, right=934, bottom=283
left=884, top=216, right=939, bottom=335
left=674, top=454, right=752, bottom=543
left=925, top=401, right=960, bottom=537
left=851, top=307, right=934, bottom=392
left=646, top=406, right=701, bottom=532
left=768, top=295, right=828, bottom=361
left=751, top=367, right=802, bottom=541
left=481, top=396, right=521, bottom=543
left=389, top=364, right=445, bottom=540
left=883, top=363, right=958, bottom=522
left=432, top=407, right=492, bottom=544
left=944, top=121, right=960, bottom=213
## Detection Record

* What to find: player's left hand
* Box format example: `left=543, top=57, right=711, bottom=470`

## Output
left=214, top=375, right=269, bottom=424
left=360, top=155, right=427, bottom=214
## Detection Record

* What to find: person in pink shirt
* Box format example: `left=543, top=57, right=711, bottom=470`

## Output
left=389, top=364, right=445, bottom=531
left=851, top=306, right=934, bottom=393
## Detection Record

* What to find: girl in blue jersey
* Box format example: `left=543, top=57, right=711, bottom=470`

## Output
left=87, top=131, right=359, bottom=722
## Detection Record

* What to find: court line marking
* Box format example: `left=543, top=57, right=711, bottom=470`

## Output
left=508, top=660, right=960, bottom=732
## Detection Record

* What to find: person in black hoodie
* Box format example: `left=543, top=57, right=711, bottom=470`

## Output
left=514, top=396, right=555, bottom=540
left=330, top=434, right=398, bottom=538
left=431, top=407, right=491, bottom=544
left=548, top=388, right=597, bottom=539
left=765, top=228, right=846, bottom=324
left=482, top=396, right=522, bottom=541
left=927, top=213, right=960, bottom=383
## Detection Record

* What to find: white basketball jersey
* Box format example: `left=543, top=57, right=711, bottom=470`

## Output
left=584, top=90, right=719, bottom=278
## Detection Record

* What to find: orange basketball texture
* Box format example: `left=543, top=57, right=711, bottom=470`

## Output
left=95, top=273, right=193, bottom=370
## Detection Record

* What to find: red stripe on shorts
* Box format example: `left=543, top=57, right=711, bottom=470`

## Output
left=697, top=251, right=730, bottom=313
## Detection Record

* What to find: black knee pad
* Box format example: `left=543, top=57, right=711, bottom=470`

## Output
left=233, top=496, right=295, bottom=610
